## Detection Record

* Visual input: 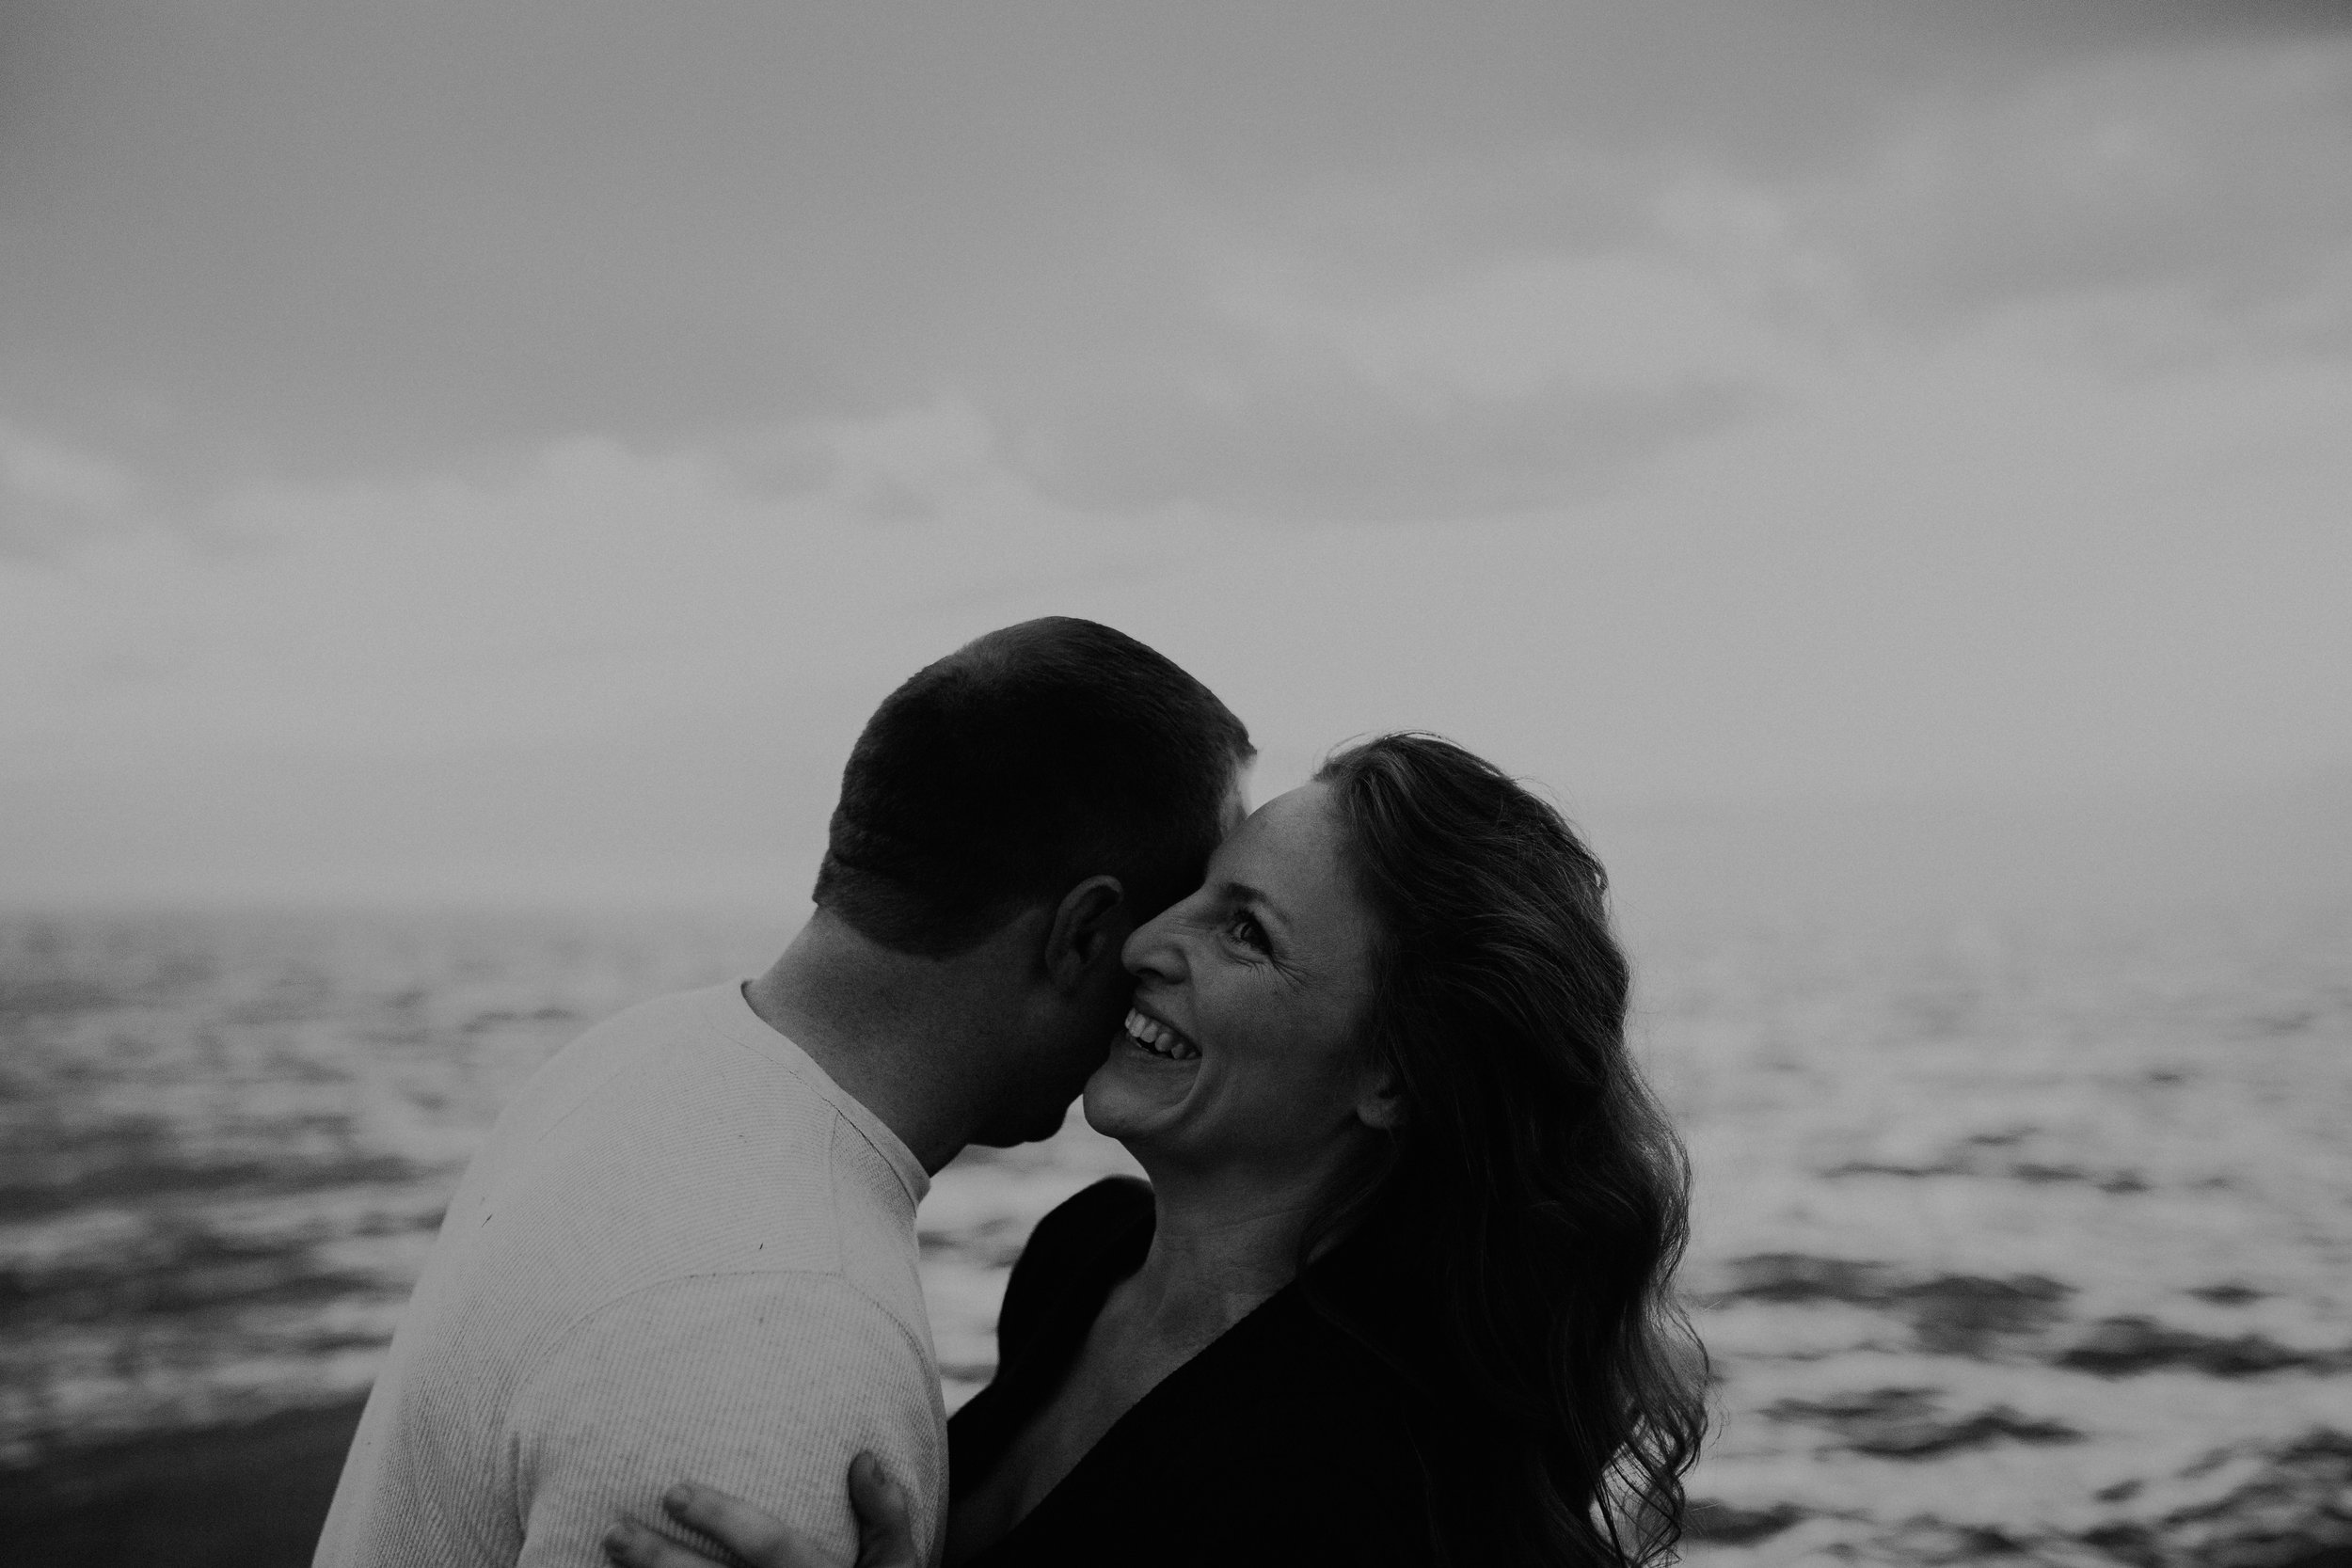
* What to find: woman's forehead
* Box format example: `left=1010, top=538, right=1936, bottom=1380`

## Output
left=1219, top=785, right=1367, bottom=921
left=1222, top=782, right=1333, bottom=863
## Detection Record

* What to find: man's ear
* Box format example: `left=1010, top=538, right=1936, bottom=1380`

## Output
left=1355, top=1062, right=1406, bottom=1132
left=1042, top=876, right=1129, bottom=993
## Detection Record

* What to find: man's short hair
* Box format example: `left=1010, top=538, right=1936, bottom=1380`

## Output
left=813, top=617, right=1254, bottom=957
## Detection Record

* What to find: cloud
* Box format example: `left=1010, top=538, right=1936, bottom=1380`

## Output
left=975, top=11, right=2352, bottom=518
left=8, top=2, right=2352, bottom=908
left=1018, top=369, right=1754, bottom=522
left=790, top=399, right=1021, bottom=523
left=1807, top=42, right=2352, bottom=337
left=995, top=261, right=1771, bottom=519
left=1915, top=0, right=2352, bottom=51
left=0, top=399, right=1136, bottom=770
left=1220, top=250, right=1799, bottom=404
left=10, top=0, right=2348, bottom=502
left=0, top=422, right=142, bottom=560
left=952, top=153, right=1821, bottom=519
left=6, top=329, right=2350, bottom=907
left=1217, top=34, right=2352, bottom=512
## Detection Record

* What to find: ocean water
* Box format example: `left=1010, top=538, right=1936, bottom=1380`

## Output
left=1, top=902, right=2345, bottom=1565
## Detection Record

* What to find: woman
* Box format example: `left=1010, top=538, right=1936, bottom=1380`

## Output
left=610, top=734, right=1706, bottom=1567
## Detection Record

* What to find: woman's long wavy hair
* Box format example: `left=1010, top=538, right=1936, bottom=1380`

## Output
left=1299, top=734, right=1707, bottom=1567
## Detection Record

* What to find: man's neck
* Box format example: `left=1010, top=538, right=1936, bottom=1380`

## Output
left=742, top=911, right=1011, bottom=1175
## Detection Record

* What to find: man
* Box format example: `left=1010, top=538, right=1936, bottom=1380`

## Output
left=315, top=618, right=1252, bottom=1568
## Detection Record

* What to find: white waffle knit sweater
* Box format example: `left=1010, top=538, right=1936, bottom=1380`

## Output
left=314, top=983, right=945, bottom=1568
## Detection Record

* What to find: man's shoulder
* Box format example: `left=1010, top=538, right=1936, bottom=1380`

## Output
left=495, top=984, right=711, bottom=1110
left=499, top=983, right=828, bottom=1148
left=532, top=983, right=739, bottom=1084
left=437, top=984, right=890, bottom=1307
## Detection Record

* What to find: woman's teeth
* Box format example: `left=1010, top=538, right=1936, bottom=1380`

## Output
left=1123, top=1007, right=1200, bottom=1062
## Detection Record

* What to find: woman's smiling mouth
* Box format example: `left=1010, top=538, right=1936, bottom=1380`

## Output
left=1121, top=1006, right=1200, bottom=1062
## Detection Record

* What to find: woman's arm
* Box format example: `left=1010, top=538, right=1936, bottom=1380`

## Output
left=604, top=1455, right=918, bottom=1568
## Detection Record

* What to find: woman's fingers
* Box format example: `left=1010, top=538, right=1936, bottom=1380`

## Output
left=660, top=1482, right=810, bottom=1567
left=613, top=1466, right=899, bottom=1568
left=847, top=1454, right=920, bottom=1568
left=602, top=1518, right=729, bottom=1568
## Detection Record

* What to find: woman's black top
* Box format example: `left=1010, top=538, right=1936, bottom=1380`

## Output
left=946, top=1178, right=1438, bottom=1567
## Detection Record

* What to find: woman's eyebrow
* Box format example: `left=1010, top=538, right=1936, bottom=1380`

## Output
left=1216, top=879, right=1291, bottom=934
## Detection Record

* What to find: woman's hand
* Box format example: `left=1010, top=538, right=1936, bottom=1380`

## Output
left=603, top=1453, right=918, bottom=1568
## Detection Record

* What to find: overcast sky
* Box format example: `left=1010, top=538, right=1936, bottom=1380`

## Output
left=4, top=1, right=2348, bottom=908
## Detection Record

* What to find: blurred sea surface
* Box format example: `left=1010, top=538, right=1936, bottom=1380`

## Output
left=1, top=902, right=2347, bottom=1566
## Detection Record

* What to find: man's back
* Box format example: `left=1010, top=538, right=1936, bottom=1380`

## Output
left=315, top=984, right=946, bottom=1568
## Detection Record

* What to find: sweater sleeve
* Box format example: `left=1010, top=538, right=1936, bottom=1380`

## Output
left=504, top=1272, right=944, bottom=1568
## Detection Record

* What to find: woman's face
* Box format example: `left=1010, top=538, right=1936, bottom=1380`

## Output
left=1084, top=782, right=1392, bottom=1178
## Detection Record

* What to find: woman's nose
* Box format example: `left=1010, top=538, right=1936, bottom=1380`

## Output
left=1121, top=907, right=1186, bottom=981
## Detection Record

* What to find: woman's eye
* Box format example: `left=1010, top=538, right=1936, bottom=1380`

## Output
left=1225, top=911, right=1270, bottom=954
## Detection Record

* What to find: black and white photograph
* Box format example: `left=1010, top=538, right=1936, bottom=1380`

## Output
left=3, top=4, right=2349, bottom=1565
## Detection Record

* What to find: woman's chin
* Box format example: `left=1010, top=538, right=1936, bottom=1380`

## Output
left=1082, top=1045, right=1198, bottom=1141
